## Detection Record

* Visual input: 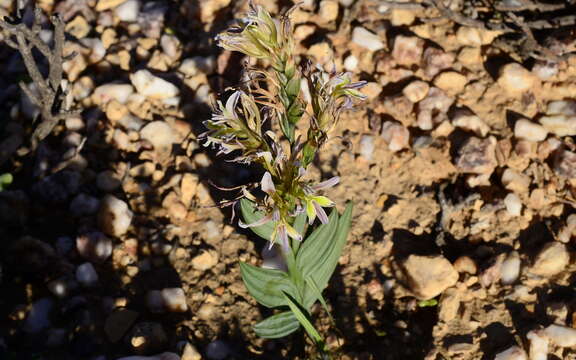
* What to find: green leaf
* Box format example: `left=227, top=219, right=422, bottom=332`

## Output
left=239, top=262, right=297, bottom=308
left=305, top=275, right=334, bottom=325
left=296, top=209, right=339, bottom=277
left=283, top=292, right=323, bottom=345
left=309, top=203, right=353, bottom=289
left=240, top=198, right=274, bottom=241
left=418, top=299, right=438, bottom=307
left=0, top=173, right=13, bottom=191
left=254, top=311, right=300, bottom=339
left=300, top=203, right=353, bottom=308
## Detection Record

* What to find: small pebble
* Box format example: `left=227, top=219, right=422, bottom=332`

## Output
left=501, top=168, right=531, bottom=193
left=129, top=322, right=167, bottom=354
left=180, top=56, right=216, bottom=76
left=318, top=0, right=339, bottom=23
left=206, top=340, right=230, bottom=360
left=527, top=330, right=548, bottom=360
left=115, top=0, right=140, bottom=22
left=191, top=250, right=219, bottom=271
left=530, top=242, right=569, bottom=277
left=504, top=193, right=522, bottom=217
left=417, top=87, right=453, bottom=130
left=452, top=110, right=490, bottom=137
left=98, top=195, right=133, bottom=238
left=500, top=251, right=521, bottom=284
left=532, top=60, right=558, bottom=80
left=498, top=63, right=538, bottom=96
left=554, top=150, right=576, bottom=178
left=456, top=27, right=482, bottom=47
left=423, top=47, right=454, bottom=77
left=343, top=55, right=359, bottom=72
left=352, top=27, right=384, bottom=51
left=539, top=115, right=576, bottom=137
left=131, top=70, right=180, bottom=100
left=70, top=194, right=100, bottom=216
left=392, top=35, right=423, bottom=66
left=433, top=71, right=467, bottom=95
left=547, top=100, right=576, bottom=116
left=454, top=256, right=477, bottom=274
left=76, top=232, right=113, bottom=263
left=400, top=254, right=458, bottom=299
left=96, top=0, right=129, bottom=11
left=182, top=342, right=202, bottom=360
left=544, top=324, right=576, bottom=347
left=456, top=136, right=497, bottom=175
left=402, top=80, right=429, bottom=103
left=558, top=214, right=576, bottom=243
left=494, top=346, right=527, bottom=360
left=161, top=288, right=188, bottom=312
left=93, top=83, right=134, bottom=105
left=76, top=263, right=99, bottom=287
left=381, top=121, right=409, bottom=152
left=359, top=135, right=374, bottom=161
left=514, top=119, right=548, bottom=142
left=140, top=121, right=177, bottom=152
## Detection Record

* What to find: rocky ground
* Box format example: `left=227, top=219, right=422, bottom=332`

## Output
left=1, top=0, right=576, bottom=359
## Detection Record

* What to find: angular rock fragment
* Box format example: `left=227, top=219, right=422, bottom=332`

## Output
left=392, top=35, right=423, bottom=66
left=456, top=136, right=497, bottom=174
left=400, top=254, right=458, bottom=299
left=530, top=242, right=569, bottom=277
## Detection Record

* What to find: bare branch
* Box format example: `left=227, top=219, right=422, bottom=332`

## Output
left=48, top=14, right=64, bottom=91
left=495, top=0, right=565, bottom=12
left=0, top=4, right=74, bottom=151
left=379, top=1, right=426, bottom=10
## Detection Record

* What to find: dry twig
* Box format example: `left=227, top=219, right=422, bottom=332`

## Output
left=494, top=0, right=565, bottom=12
left=424, top=0, right=576, bottom=62
left=379, top=1, right=427, bottom=10
left=0, top=6, right=77, bottom=150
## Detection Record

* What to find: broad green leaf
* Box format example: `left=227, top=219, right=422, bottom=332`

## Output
left=240, top=198, right=274, bottom=241
left=254, top=311, right=300, bottom=339
left=239, top=262, right=297, bottom=308
left=305, top=275, right=334, bottom=325
left=303, top=202, right=353, bottom=308
left=283, top=292, right=323, bottom=345
left=296, top=209, right=339, bottom=276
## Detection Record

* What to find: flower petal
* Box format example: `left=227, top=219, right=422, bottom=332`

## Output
left=313, top=201, right=329, bottom=224
left=261, top=172, right=276, bottom=195
left=312, top=176, right=340, bottom=191
left=275, top=224, right=289, bottom=251
left=238, top=212, right=273, bottom=228
left=313, top=195, right=334, bottom=207
left=285, top=222, right=302, bottom=242
left=306, top=200, right=316, bottom=225
left=225, top=91, right=241, bottom=119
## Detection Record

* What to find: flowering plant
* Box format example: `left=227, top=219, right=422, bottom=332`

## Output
left=203, top=2, right=365, bottom=356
